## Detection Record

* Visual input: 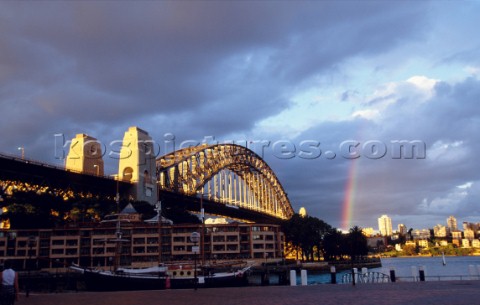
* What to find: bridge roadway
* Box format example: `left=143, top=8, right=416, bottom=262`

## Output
left=20, top=280, right=480, bottom=305
left=0, top=154, right=282, bottom=223
left=0, top=154, right=130, bottom=197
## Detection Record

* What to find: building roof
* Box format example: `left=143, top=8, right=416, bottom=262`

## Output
left=144, top=214, right=173, bottom=225
left=120, top=203, right=138, bottom=214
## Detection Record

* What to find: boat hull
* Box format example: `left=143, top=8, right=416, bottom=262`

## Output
left=168, top=273, right=249, bottom=289
left=83, top=270, right=166, bottom=291
left=73, top=266, right=250, bottom=291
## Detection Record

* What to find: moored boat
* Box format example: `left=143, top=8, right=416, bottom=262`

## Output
left=71, top=264, right=167, bottom=291
left=70, top=263, right=251, bottom=291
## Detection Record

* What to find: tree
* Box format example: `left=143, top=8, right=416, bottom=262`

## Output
left=345, top=226, right=368, bottom=260
left=1, top=190, right=117, bottom=229
left=402, top=244, right=417, bottom=256
left=322, top=229, right=345, bottom=261
left=282, top=214, right=333, bottom=261
left=1, top=191, right=65, bottom=229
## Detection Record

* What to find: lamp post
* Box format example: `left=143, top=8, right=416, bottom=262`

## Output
left=109, top=257, right=113, bottom=272
left=190, top=232, right=200, bottom=290
left=196, top=189, right=206, bottom=265
left=200, top=192, right=205, bottom=266
left=55, top=258, right=60, bottom=292
left=262, top=252, right=269, bottom=286
left=155, top=201, right=162, bottom=263
left=26, top=236, right=36, bottom=297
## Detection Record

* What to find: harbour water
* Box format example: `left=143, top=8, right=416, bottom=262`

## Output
left=300, top=256, right=480, bottom=284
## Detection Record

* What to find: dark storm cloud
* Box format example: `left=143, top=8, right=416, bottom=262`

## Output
left=0, top=1, right=429, bottom=130
left=4, top=0, right=477, bottom=231
left=276, top=76, right=480, bottom=229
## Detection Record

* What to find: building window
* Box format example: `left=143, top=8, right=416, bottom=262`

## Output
left=173, top=236, right=185, bottom=243
left=52, top=240, right=65, bottom=246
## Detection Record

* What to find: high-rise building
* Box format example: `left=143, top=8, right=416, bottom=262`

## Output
left=447, top=215, right=457, bottom=232
left=433, top=224, right=447, bottom=238
left=398, top=224, right=407, bottom=235
left=378, top=215, right=393, bottom=236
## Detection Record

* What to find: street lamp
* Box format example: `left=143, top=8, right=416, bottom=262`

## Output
left=190, top=232, right=200, bottom=290
left=26, top=236, right=36, bottom=297
left=262, top=252, right=269, bottom=286
left=200, top=192, right=205, bottom=265
left=155, top=201, right=162, bottom=262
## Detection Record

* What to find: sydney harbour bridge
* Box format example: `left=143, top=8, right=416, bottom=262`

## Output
left=0, top=127, right=294, bottom=224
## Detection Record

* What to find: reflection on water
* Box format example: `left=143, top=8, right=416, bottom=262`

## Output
left=301, top=256, right=480, bottom=284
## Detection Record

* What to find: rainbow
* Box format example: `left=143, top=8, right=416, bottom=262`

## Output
left=341, top=159, right=358, bottom=231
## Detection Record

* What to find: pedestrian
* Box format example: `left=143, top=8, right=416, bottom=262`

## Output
left=0, top=260, right=19, bottom=305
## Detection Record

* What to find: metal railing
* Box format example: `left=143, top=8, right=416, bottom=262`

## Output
left=341, top=271, right=390, bottom=284
left=396, top=275, right=480, bottom=282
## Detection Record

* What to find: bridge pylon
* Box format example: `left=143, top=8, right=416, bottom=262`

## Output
left=117, top=126, right=157, bottom=205
left=65, top=134, right=104, bottom=176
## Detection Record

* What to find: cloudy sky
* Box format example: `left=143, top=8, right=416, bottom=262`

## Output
left=1, top=1, right=480, bottom=231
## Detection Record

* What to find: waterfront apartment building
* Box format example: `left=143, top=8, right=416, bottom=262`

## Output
left=378, top=215, right=393, bottom=237
left=412, top=229, right=430, bottom=240
left=464, top=228, right=475, bottom=241
left=447, top=215, right=457, bottom=232
left=397, top=224, right=407, bottom=235
left=0, top=221, right=284, bottom=271
left=362, top=227, right=374, bottom=237
left=433, top=224, right=448, bottom=238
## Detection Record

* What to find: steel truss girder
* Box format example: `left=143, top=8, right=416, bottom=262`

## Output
left=156, top=144, right=293, bottom=220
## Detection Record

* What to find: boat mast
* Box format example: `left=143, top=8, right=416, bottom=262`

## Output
left=109, top=183, right=129, bottom=271
left=114, top=191, right=121, bottom=270
left=156, top=200, right=162, bottom=263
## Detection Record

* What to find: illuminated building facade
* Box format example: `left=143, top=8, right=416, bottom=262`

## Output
left=0, top=222, right=284, bottom=271
left=447, top=215, right=457, bottom=232
left=378, top=215, right=393, bottom=237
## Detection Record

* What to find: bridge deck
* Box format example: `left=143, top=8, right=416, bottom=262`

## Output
left=1, top=154, right=285, bottom=223
left=0, top=154, right=130, bottom=196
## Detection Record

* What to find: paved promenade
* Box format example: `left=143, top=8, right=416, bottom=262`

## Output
left=20, top=281, right=480, bottom=305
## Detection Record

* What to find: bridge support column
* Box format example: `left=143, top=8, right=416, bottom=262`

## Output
left=118, top=126, right=157, bottom=205
left=65, top=134, right=104, bottom=176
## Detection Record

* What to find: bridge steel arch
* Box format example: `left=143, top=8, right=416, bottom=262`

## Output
left=156, top=144, right=294, bottom=220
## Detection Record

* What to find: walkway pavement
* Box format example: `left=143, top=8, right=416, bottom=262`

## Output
left=20, top=281, right=480, bottom=305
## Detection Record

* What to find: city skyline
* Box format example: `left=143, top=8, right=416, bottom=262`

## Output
left=369, top=214, right=478, bottom=235
left=1, top=2, right=480, bottom=230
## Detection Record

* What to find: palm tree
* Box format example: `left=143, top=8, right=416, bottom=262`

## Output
left=346, top=226, right=368, bottom=261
